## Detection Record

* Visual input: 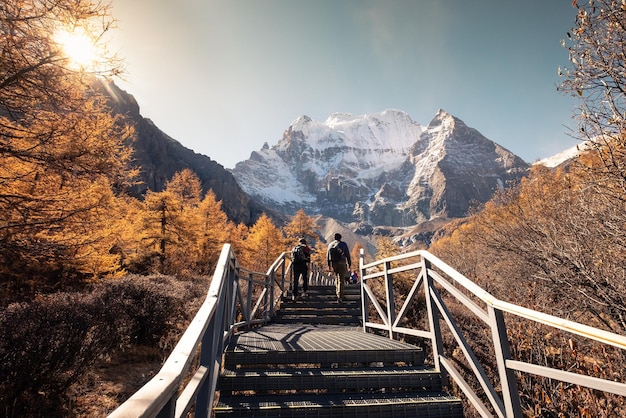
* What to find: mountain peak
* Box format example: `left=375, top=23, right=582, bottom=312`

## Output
left=436, top=108, right=451, bottom=118
left=231, top=109, right=529, bottom=227
left=428, top=108, right=457, bottom=127
left=289, top=115, right=314, bottom=133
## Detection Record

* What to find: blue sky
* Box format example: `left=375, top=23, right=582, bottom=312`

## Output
left=109, top=1, right=580, bottom=169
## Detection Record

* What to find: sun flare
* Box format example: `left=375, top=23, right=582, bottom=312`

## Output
left=54, top=27, right=99, bottom=71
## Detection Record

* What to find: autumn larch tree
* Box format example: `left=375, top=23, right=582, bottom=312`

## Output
left=140, top=169, right=205, bottom=275
left=196, top=189, right=232, bottom=273
left=283, top=209, right=318, bottom=244
left=0, top=0, right=133, bottom=285
left=243, top=213, right=284, bottom=272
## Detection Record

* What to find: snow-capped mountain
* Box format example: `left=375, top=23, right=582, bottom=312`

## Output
left=535, top=141, right=592, bottom=168
left=231, top=109, right=529, bottom=228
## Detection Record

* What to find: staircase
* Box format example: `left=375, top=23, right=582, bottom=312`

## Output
left=214, top=284, right=463, bottom=417
left=272, top=283, right=362, bottom=326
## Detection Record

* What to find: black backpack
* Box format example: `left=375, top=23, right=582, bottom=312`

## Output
left=329, top=242, right=344, bottom=263
left=292, top=245, right=307, bottom=263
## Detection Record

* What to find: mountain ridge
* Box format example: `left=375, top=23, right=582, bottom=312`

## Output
left=231, top=109, right=529, bottom=231
left=96, top=79, right=266, bottom=225
left=97, top=79, right=573, bottom=248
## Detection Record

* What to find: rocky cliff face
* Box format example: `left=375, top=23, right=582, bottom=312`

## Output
left=96, top=78, right=530, bottom=236
left=231, top=109, right=529, bottom=227
left=97, top=80, right=263, bottom=225
left=403, top=109, right=529, bottom=222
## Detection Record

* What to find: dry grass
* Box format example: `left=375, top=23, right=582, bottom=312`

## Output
left=0, top=274, right=210, bottom=417
left=65, top=346, right=163, bottom=417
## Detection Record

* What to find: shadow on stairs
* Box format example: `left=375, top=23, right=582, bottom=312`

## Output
left=214, top=284, right=464, bottom=417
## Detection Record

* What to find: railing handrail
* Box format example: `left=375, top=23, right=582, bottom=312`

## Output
left=359, top=248, right=626, bottom=418
left=108, top=244, right=329, bottom=418
left=414, top=250, right=626, bottom=350
left=109, top=244, right=626, bottom=418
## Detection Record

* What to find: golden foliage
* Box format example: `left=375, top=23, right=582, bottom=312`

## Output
left=373, top=235, right=399, bottom=261
left=242, top=213, right=284, bottom=272
left=130, top=170, right=235, bottom=276
left=0, top=0, right=132, bottom=285
left=283, top=209, right=318, bottom=244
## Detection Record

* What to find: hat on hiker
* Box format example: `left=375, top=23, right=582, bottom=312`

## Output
left=299, top=238, right=306, bottom=244
left=334, top=233, right=342, bottom=240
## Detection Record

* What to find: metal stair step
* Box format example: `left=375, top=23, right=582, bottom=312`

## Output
left=280, top=302, right=360, bottom=310
left=223, top=324, right=425, bottom=368
left=224, top=348, right=423, bottom=368
left=277, top=306, right=360, bottom=313
left=274, top=312, right=360, bottom=318
left=218, top=323, right=459, bottom=417
left=271, top=316, right=362, bottom=325
left=214, top=392, right=464, bottom=417
left=219, top=366, right=444, bottom=393
left=277, top=285, right=362, bottom=327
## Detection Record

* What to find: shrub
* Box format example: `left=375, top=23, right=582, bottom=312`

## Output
left=95, top=276, right=183, bottom=346
left=0, top=274, right=204, bottom=416
left=0, top=292, right=117, bottom=415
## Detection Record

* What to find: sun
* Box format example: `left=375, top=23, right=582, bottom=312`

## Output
left=54, top=27, right=99, bottom=71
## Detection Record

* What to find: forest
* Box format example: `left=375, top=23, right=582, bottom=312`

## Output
left=1, top=0, right=625, bottom=416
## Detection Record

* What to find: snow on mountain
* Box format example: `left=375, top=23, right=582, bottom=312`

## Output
left=232, top=109, right=423, bottom=205
left=230, top=109, right=529, bottom=227
left=232, top=144, right=317, bottom=204
left=535, top=141, right=591, bottom=168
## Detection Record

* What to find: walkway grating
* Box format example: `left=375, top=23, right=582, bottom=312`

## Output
left=215, top=285, right=463, bottom=417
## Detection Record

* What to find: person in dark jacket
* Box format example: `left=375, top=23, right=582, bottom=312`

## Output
left=291, top=238, right=311, bottom=300
left=327, top=233, right=351, bottom=302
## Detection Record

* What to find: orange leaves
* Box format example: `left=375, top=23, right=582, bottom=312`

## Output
left=242, top=213, right=284, bottom=272
left=132, top=170, right=236, bottom=275
left=282, top=209, right=318, bottom=245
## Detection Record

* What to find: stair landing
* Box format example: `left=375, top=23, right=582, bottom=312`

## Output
left=223, top=323, right=424, bottom=367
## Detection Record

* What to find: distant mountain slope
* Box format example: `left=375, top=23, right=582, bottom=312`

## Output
left=97, top=80, right=264, bottom=225
left=231, top=109, right=529, bottom=227
left=534, top=141, right=591, bottom=168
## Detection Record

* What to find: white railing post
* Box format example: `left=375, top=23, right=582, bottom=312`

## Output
left=422, top=256, right=446, bottom=384
left=263, top=271, right=274, bottom=321
left=194, top=314, right=217, bottom=418
left=195, top=253, right=230, bottom=418
left=488, top=305, right=523, bottom=417
left=384, top=260, right=396, bottom=339
left=246, top=272, right=253, bottom=324
left=360, top=249, right=369, bottom=333
left=226, top=263, right=236, bottom=329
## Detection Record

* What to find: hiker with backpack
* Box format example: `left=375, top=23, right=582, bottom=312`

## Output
left=291, top=237, right=311, bottom=300
left=327, top=233, right=351, bottom=302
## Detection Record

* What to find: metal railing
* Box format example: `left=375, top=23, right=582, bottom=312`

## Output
left=108, top=244, right=329, bottom=418
left=359, top=249, right=626, bottom=417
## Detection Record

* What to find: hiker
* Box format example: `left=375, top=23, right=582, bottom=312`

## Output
left=291, top=237, right=311, bottom=300
left=327, top=233, right=351, bottom=302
